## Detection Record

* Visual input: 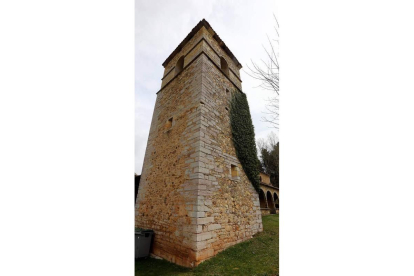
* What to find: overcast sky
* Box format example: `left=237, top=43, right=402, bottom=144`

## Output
left=135, top=0, right=279, bottom=174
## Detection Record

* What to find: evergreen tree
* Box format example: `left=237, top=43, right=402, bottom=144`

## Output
left=257, top=133, right=279, bottom=188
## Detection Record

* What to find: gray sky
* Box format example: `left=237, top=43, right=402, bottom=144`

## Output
left=136, top=0, right=278, bottom=174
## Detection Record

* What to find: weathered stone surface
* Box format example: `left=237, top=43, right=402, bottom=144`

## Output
left=135, top=21, right=262, bottom=268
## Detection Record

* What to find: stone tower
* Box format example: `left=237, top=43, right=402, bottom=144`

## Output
left=135, top=19, right=263, bottom=267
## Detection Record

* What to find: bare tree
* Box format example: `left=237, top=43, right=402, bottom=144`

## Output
left=257, top=132, right=279, bottom=156
left=245, top=15, right=279, bottom=128
left=256, top=132, right=279, bottom=187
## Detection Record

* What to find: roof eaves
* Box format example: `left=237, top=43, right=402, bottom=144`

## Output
left=162, top=19, right=242, bottom=69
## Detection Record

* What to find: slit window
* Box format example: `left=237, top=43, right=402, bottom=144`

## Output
left=166, top=117, right=173, bottom=129
left=231, top=164, right=238, bottom=177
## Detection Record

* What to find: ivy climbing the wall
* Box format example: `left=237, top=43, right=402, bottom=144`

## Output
left=229, top=90, right=261, bottom=193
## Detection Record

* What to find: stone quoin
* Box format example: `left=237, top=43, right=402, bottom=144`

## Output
left=135, top=19, right=263, bottom=267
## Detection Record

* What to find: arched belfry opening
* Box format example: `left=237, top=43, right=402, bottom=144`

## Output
left=220, top=56, right=229, bottom=76
left=175, top=56, right=184, bottom=75
left=259, top=189, right=267, bottom=209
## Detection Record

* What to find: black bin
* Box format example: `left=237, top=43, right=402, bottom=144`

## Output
left=135, top=230, right=154, bottom=259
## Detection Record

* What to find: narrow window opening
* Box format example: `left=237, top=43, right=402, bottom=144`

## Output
left=220, top=57, right=229, bottom=76
left=175, top=56, right=184, bottom=75
left=231, top=164, right=238, bottom=177
left=166, top=117, right=173, bottom=129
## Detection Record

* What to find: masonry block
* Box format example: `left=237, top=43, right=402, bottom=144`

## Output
left=135, top=19, right=262, bottom=268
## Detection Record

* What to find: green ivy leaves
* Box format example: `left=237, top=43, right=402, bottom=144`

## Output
left=230, top=91, right=260, bottom=193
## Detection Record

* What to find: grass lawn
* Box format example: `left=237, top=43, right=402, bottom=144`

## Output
left=135, top=214, right=279, bottom=276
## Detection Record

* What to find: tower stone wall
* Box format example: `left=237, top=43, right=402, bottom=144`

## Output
left=136, top=20, right=262, bottom=267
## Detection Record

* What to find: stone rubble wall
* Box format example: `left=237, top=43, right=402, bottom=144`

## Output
left=191, top=54, right=262, bottom=265
left=161, top=27, right=242, bottom=90
left=136, top=56, right=204, bottom=267
left=162, top=28, right=205, bottom=76
left=201, top=39, right=242, bottom=90
left=200, top=27, right=241, bottom=79
left=136, top=26, right=262, bottom=268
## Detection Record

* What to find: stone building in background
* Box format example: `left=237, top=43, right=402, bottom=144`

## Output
left=258, top=172, right=279, bottom=215
left=135, top=19, right=262, bottom=267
